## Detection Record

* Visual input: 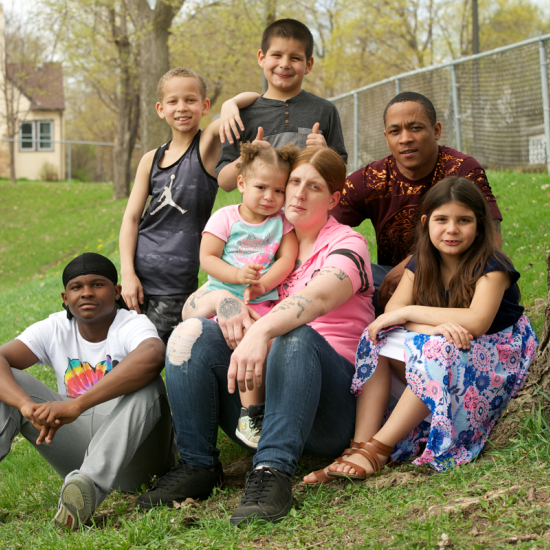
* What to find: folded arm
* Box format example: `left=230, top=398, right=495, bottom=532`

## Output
left=228, top=266, right=354, bottom=393
left=182, top=286, right=260, bottom=349
left=31, top=338, right=165, bottom=442
left=371, top=268, right=510, bottom=344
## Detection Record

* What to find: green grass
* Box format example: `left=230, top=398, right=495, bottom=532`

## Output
left=0, top=171, right=549, bottom=548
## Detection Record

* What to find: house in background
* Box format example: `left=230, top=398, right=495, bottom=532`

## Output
left=0, top=5, right=65, bottom=181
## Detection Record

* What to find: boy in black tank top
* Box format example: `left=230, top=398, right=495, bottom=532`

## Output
left=119, top=68, right=259, bottom=343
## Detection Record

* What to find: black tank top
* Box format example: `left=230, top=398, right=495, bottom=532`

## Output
left=134, top=131, right=218, bottom=295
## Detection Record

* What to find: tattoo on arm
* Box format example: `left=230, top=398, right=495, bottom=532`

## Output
left=294, top=259, right=302, bottom=271
left=272, top=294, right=312, bottom=319
left=184, top=287, right=213, bottom=312
left=317, top=267, right=349, bottom=282
left=218, top=297, right=242, bottom=319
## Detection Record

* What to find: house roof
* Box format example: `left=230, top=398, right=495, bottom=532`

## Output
left=6, top=62, right=65, bottom=111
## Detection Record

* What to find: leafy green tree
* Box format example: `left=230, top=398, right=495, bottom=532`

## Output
left=42, top=0, right=140, bottom=198
left=125, top=0, right=185, bottom=153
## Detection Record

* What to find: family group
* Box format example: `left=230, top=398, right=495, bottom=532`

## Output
left=0, top=18, right=539, bottom=529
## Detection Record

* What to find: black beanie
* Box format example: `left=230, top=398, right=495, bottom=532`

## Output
left=62, top=253, right=118, bottom=288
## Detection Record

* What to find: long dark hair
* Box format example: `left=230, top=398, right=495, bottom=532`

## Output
left=413, top=177, right=508, bottom=308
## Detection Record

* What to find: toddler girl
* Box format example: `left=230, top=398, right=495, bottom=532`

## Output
left=200, top=142, right=300, bottom=448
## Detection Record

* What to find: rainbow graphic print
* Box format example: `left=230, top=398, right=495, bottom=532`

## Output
left=64, top=355, right=117, bottom=398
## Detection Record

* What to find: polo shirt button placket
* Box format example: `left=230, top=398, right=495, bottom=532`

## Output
left=285, top=102, right=290, bottom=124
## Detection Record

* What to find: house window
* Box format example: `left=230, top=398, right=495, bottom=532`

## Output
left=19, top=120, right=54, bottom=152
left=20, top=122, right=34, bottom=150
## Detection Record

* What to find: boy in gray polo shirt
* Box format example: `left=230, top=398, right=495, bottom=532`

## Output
left=216, top=18, right=347, bottom=192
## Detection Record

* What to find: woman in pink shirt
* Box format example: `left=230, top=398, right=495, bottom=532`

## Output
left=137, top=147, right=375, bottom=524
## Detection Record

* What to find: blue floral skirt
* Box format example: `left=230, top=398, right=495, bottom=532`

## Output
left=351, top=316, right=539, bottom=471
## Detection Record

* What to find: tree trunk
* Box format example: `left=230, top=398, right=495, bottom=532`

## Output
left=488, top=253, right=550, bottom=446
left=8, top=137, right=16, bottom=183
left=111, top=7, right=140, bottom=200
left=113, top=90, right=139, bottom=199
left=125, top=0, right=185, bottom=154
left=4, top=86, right=17, bottom=183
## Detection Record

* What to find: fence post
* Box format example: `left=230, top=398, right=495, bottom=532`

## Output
left=450, top=64, right=462, bottom=153
left=68, top=141, right=72, bottom=184
left=395, top=79, right=401, bottom=95
left=353, top=92, right=359, bottom=172
left=539, top=38, right=550, bottom=174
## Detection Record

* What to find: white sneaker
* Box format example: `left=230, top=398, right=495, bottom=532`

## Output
left=235, top=404, right=264, bottom=449
left=54, top=473, right=97, bottom=530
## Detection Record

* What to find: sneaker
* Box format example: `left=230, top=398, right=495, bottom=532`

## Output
left=235, top=404, right=264, bottom=449
left=230, top=467, right=293, bottom=525
left=54, top=473, right=97, bottom=530
left=135, top=460, right=223, bottom=509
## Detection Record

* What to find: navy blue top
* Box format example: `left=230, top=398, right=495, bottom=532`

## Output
left=406, top=252, right=523, bottom=334
left=134, top=131, right=218, bottom=295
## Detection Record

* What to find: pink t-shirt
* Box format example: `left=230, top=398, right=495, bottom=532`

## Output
left=278, top=216, right=374, bottom=363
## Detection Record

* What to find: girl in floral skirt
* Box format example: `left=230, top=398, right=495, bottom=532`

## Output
left=318, top=176, right=538, bottom=480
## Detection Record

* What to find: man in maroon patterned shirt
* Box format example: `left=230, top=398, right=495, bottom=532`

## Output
left=332, top=91, right=502, bottom=313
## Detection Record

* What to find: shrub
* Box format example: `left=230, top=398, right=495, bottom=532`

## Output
left=39, top=162, right=59, bottom=182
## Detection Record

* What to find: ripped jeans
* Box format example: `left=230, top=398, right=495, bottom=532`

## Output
left=165, top=318, right=357, bottom=475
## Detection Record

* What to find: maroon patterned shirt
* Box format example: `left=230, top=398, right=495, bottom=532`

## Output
left=332, top=146, right=502, bottom=267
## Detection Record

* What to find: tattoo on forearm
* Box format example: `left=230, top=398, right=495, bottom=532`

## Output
left=318, top=267, right=349, bottom=282
left=273, top=294, right=312, bottom=319
left=219, top=297, right=242, bottom=318
left=184, top=287, right=213, bottom=312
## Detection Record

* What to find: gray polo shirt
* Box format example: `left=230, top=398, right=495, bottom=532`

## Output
left=216, top=90, right=347, bottom=176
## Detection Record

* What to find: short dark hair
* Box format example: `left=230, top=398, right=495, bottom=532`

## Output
left=383, top=92, right=437, bottom=127
left=261, top=19, right=314, bottom=60
left=157, top=68, right=207, bottom=102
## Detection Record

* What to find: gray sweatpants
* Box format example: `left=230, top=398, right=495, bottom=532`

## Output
left=0, top=369, right=177, bottom=507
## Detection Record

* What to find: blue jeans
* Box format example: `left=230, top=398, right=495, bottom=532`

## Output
left=165, top=319, right=357, bottom=475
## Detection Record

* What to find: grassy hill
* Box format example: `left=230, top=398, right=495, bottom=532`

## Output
left=1, top=170, right=548, bottom=343
left=0, top=170, right=549, bottom=548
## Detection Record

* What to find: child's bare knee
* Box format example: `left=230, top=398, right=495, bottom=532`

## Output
left=167, top=318, right=203, bottom=365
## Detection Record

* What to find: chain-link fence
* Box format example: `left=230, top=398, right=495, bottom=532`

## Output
left=330, top=34, right=550, bottom=175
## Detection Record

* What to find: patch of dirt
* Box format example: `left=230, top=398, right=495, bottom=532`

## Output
left=223, top=455, right=254, bottom=488
left=424, top=484, right=550, bottom=519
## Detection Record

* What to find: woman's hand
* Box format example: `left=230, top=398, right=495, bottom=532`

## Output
left=227, top=327, right=269, bottom=394
left=431, top=323, right=474, bottom=350
left=368, top=308, right=410, bottom=343
left=216, top=296, right=260, bottom=349
left=237, top=264, right=262, bottom=286
left=121, top=272, right=144, bottom=313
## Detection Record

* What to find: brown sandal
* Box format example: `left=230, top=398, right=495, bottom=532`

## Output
left=302, top=440, right=362, bottom=485
left=326, top=437, right=394, bottom=481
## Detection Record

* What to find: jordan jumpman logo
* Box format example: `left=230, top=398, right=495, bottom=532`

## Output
left=151, top=175, right=187, bottom=215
